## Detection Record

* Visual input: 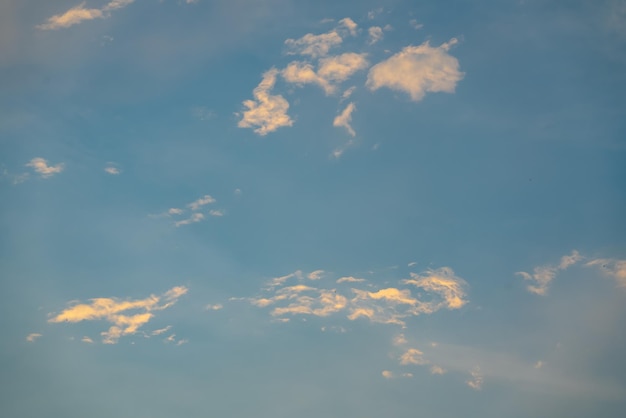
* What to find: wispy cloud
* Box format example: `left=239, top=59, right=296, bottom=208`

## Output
left=285, top=31, right=343, bottom=58
left=26, top=158, right=64, bottom=178
left=81, top=336, right=94, bottom=343
left=399, top=347, right=428, bottom=365
left=366, top=38, right=463, bottom=101
left=37, top=0, right=134, bottom=30
left=516, top=250, right=582, bottom=295
left=466, top=367, right=483, bottom=390
left=333, top=102, right=357, bottom=136
left=26, top=333, right=42, bottom=342
left=338, top=17, right=358, bottom=37
left=104, top=164, right=121, bottom=175
left=188, top=195, right=216, bottom=211
left=585, top=258, right=626, bottom=287
left=238, top=68, right=293, bottom=135
left=307, top=270, right=325, bottom=280
left=48, top=286, right=188, bottom=344
left=175, top=212, right=204, bottom=227
left=336, top=276, right=365, bottom=283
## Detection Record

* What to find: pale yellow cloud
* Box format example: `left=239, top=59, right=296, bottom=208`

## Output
left=400, top=347, right=428, bottom=365
left=516, top=250, right=582, bottom=295
left=430, top=365, right=446, bottom=375
left=382, top=370, right=394, bottom=379
left=368, top=26, right=384, bottom=44
left=26, top=333, right=42, bottom=342
left=336, top=276, right=365, bottom=283
left=238, top=68, right=293, bottom=135
left=308, top=270, right=325, bottom=280
left=366, top=39, right=463, bottom=101
left=403, top=267, right=468, bottom=310
left=151, top=326, right=172, bottom=336
left=333, top=102, right=357, bottom=136
left=283, top=53, right=368, bottom=95
left=26, top=157, right=64, bottom=178
left=586, top=258, right=626, bottom=287
left=282, top=61, right=332, bottom=93
left=49, top=286, right=187, bottom=344
left=338, top=17, right=358, bottom=36
left=393, top=333, right=407, bottom=346
left=284, top=31, right=343, bottom=58
left=37, top=0, right=134, bottom=30
left=81, top=336, right=94, bottom=343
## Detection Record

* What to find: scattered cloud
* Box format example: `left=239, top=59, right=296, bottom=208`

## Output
left=191, top=106, right=215, bottom=120
left=400, top=347, right=428, bottom=365
left=168, top=208, right=183, bottom=215
left=516, top=250, right=582, bottom=295
left=104, top=165, right=121, bottom=175
left=209, top=209, right=224, bottom=217
left=238, top=68, right=293, bottom=135
left=366, top=38, right=463, bottom=101
left=341, top=86, right=356, bottom=101
left=368, top=26, right=384, bottom=45
left=409, top=19, right=423, bottom=30
left=151, top=326, right=172, bottom=336
left=175, top=212, right=205, bottom=227
left=48, top=286, right=188, bottom=344
left=284, top=31, right=343, bottom=58
left=26, top=333, right=42, bottom=342
left=205, top=304, right=223, bottom=311
left=333, top=102, right=357, bottom=136
left=188, top=195, right=216, bottom=211
left=585, top=258, right=626, bottom=287
left=307, top=270, right=325, bottom=280
left=466, top=367, right=483, bottom=390
left=336, top=276, right=365, bottom=283
left=338, top=17, right=358, bottom=36
left=37, top=0, right=134, bottom=30
left=81, top=336, right=94, bottom=343
left=430, top=365, right=446, bottom=375
left=393, top=333, right=407, bottom=346
left=382, top=370, right=394, bottom=379
left=402, top=267, right=468, bottom=310
left=26, top=158, right=64, bottom=178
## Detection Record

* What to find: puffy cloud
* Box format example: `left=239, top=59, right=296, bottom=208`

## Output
left=400, top=348, right=428, bottom=365
left=284, top=31, right=343, bottom=58
left=37, top=0, right=134, bottom=30
left=26, top=158, right=64, bottom=178
left=333, top=102, right=357, bottom=136
left=308, top=270, right=325, bottom=280
left=26, top=333, right=42, bottom=342
left=516, top=250, right=582, bottom=295
left=338, top=17, right=358, bottom=36
left=188, top=195, right=216, bottom=211
left=466, top=367, right=483, bottom=390
left=238, top=68, right=293, bottom=135
left=368, top=26, right=384, bottom=44
left=366, top=39, right=463, bottom=101
left=282, top=61, right=332, bottom=93
left=48, top=286, right=187, bottom=344
left=585, top=258, right=626, bottom=287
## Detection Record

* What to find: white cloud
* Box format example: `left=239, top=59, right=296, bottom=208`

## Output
left=466, top=367, right=483, bottom=390
left=333, top=102, right=357, bottom=136
left=26, top=333, right=42, bottom=342
left=168, top=208, right=183, bottom=215
left=37, top=0, right=134, bottom=30
left=338, top=17, right=358, bottom=36
left=205, top=304, right=223, bottom=311
left=284, top=31, right=343, bottom=58
left=238, top=68, right=293, bottom=135
left=174, top=212, right=204, bottom=227
left=307, top=270, right=325, bottom=280
left=368, top=26, right=384, bottom=45
left=151, top=326, right=172, bottom=336
left=188, top=195, right=216, bottom=211
left=366, top=39, right=463, bottom=101
left=409, top=19, right=423, bottom=30
left=26, top=158, right=64, bottom=178
left=516, top=250, right=582, bottom=295
left=81, top=336, right=94, bottom=343
left=48, top=286, right=187, bottom=344
left=585, top=258, right=626, bottom=287
left=209, top=209, right=224, bottom=217
left=336, top=276, right=365, bottom=283
left=104, top=166, right=121, bottom=175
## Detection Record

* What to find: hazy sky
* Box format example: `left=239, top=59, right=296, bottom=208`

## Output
left=1, top=1, right=625, bottom=417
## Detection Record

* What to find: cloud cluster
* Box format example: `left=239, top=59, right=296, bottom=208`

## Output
left=37, top=0, right=135, bottom=30
left=48, top=286, right=188, bottom=344
left=152, top=194, right=223, bottom=227
left=244, top=266, right=468, bottom=327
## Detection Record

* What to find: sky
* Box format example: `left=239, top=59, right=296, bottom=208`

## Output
left=1, top=0, right=626, bottom=417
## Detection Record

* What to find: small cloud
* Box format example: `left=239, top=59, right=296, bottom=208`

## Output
left=209, top=209, right=224, bottom=217
left=341, top=86, right=356, bottom=101
left=393, top=333, right=407, bottom=346
left=168, top=208, right=183, bottom=215
left=188, top=195, right=216, bottom=211
left=81, top=336, right=94, bottom=343
left=516, top=250, right=582, bottom=295
left=366, top=39, right=463, bottom=102
left=205, top=304, right=223, bottom=311
left=409, top=19, right=423, bottom=30
left=26, top=157, right=64, bottom=178
left=176, top=339, right=188, bottom=346
left=151, top=326, right=172, bottom=336
left=367, top=8, right=383, bottom=20
left=338, top=17, right=358, bottom=36
left=403, top=267, right=468, bottom=310
left=307, top=270, right=325, bottom=280
left=284, top=31, right=343, bottom=58
left=175, top=212, right=204, bottom=227
left=382, top=370, right=394, bottom=379
left=534, top=361, right=544, bottom=369
left=466, top=367, right=483, bottom=390
left=37, top=0, right=134, bottom=30
left=234, top=188, right=242, bottom=196
left=165, top=334, right=176, bottom=343
left=336, top=276, right=365, bottom=283
left=333, top=102, right=357, bottom=136
left=238, top=68, right=293, bottom=135
left=430, top=365, right=446, bottom=375
left=26, top=333, right=42, bottom=342
left=399, top=347, right=428, bottom=365
left=408, top=262, right=417, bottom=267
left=368, top=26, right=384, bottom=45
left=104, top=165, right=121, bottom=175
left=192, top=106, right=215, bottom=120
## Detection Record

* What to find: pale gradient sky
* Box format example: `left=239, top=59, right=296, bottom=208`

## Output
left=1, top=1, right=625, bottom=417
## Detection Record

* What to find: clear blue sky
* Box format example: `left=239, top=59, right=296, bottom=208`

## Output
left=1, top=1, right=625, bottom=417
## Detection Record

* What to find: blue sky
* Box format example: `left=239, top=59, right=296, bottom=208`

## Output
left=1, top=0, right=626, bottom=417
